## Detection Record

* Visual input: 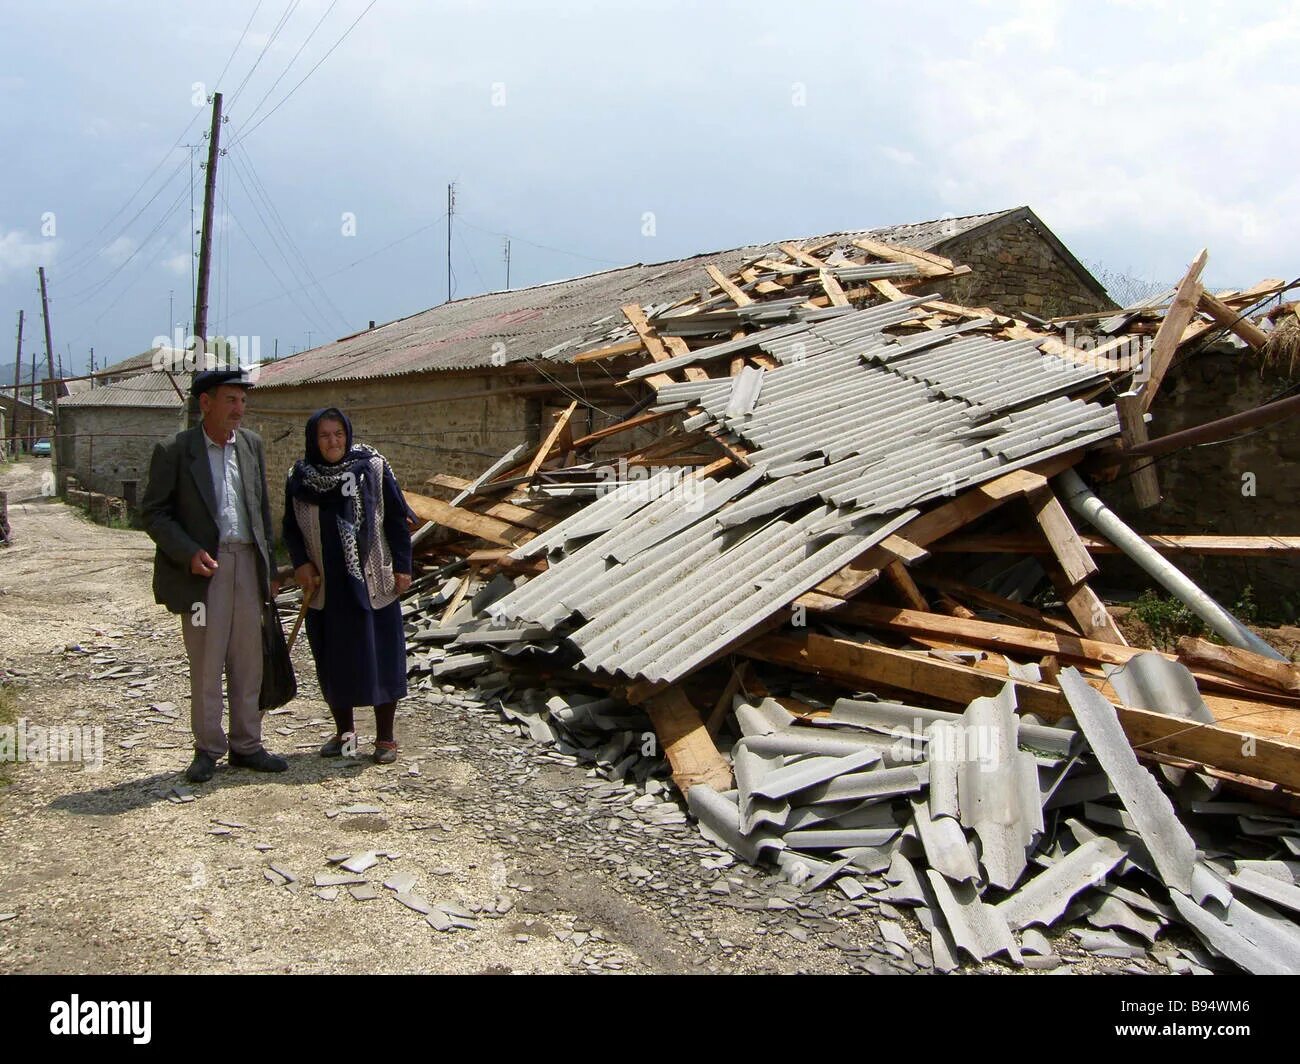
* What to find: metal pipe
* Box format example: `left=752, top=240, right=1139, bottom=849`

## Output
left=1055, top=467, right=1284, bottom=661
left=1125, top=391, right=1300, bottom=459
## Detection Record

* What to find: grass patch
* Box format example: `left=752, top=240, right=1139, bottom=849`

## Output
left=1132, top=585, right=1263, bottom=650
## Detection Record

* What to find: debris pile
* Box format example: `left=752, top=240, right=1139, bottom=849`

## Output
left=283, top=236, right=1300, bottom=971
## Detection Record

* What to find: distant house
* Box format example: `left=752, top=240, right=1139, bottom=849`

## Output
left=0, top=387, right=53, bottom=454
left=59, top=371, right=188, bottom=507
left=243, top=207, right=1114, bottom=518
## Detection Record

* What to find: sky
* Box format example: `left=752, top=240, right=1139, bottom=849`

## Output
left=1, top=0, right=1298, bottom=380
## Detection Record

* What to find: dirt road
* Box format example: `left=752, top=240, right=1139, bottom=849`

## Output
left=0, top=457, right=925, bottom=975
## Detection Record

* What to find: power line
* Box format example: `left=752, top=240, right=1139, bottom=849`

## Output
left=227, top=0, right=302, bottom=111
left=239, top=0, right=341, bottom=128
left=230, top=0, right=380, bottom=146
left=230, top=141, right=350, bottom=334
left=457, top=214, right=624, bottom=267
left=224, top=210, right=448, bottom=319
left=214, top=0, right=266, bottom=90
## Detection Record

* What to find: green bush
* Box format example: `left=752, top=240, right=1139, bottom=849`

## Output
left=1132, top=589, right=1205, bottom=648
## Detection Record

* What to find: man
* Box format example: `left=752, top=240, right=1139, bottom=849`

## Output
left=141, top=368, right=287, bottom=783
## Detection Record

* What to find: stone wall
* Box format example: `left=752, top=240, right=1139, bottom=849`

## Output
left=936, top=216, right=1113, bottom=319
left=1097, top=350, right=1300, bottom=621
left=63, top=405, right=184, bottom=502
left=242, top=366, right=662, bottom=528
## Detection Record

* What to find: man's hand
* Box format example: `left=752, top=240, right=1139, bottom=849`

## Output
left=295, top=562, right=321, bottom=601
left=190, top=549, right=218, bottom=577
left=394, top=572, right=412, bottom=596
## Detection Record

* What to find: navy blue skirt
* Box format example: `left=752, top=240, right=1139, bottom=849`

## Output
left=304, top=596, right=408, bottom=711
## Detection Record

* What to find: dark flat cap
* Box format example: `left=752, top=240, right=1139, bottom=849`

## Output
left=191, top=368, right=256, bottom=396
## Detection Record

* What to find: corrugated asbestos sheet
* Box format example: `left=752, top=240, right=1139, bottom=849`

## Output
left=485, top=304, right=1120, bottom=683
left=253, top=211, right=1021, bottom=389
left=59, top=370, right=187, bottom=409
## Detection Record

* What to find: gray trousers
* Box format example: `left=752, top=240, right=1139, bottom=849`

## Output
left=181, top=542, right=264, bottom=758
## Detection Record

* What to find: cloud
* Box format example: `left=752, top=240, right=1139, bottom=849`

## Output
left=0, top=229, right=51, bottom=281
left=881, top=146, right=917, bottom=167
left=905, top=2, right=1300, bottom=281
left=100, top=235, right=136, bottom=266
left=162, top=252, right=192, bottom=276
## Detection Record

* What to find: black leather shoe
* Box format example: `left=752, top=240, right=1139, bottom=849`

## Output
left=185, top=751, right=217, bottom=783
left=228, top=748, right=288, bottom=773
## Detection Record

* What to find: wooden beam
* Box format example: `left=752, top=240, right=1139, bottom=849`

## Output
left=404, top=491, right=532, bottom=547
left=931, top=533, right=1300, bottom=557
left=1139, top=248, right=1208, bottom=412
left=661, top=335, right=711, bottom=383
left=778, top=242, right=829, bottom=269
left=1197, top=289, right=1271, bottom=349
left=742, top=631, right=1300, bottom=790
left=1047, top=560, right=1128, bottom=646
left=819, top=269, right=850, bottom=307
left=806, top=456, right=1076, bottom=600
left=884, top=560, right=929, bottom=611
left=1177, top=636, right=1300, bottom=696
left=423, top=476, right=553, bottom=531
left=852, top=237, right=955, bottom=278
left=620, top=303, right=678, bottom=391
left=1115, top=391, right=1162, bottom=508
left=912, top=573, right=1083, bottom=636
left=439, top=571, right=473, bottom=626
left=524, top=400, right=578, bottom=480
left=572, top=338, right=645, bottom=363
left=1025, top=484, right=1099, bottom=587
left=639, top=687, right=734, bottom=793
left=705, top=264, right=754, bottom=306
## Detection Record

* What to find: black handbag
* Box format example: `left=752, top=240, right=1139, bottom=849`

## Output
left=259, top=601, right=298, bottom=712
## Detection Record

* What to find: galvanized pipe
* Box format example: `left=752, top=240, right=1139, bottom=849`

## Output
left=1055, top=467, right=1285, bottom=661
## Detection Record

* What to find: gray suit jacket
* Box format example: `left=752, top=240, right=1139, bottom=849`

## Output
left=141, top=425, right=276, bottom=614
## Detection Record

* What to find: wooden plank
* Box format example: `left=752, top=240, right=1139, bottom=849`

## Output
left=879, top=533, right=929, bottom=564
left=404, top=491, right=532, bottom=547
left=809, top=600, right=1152, bottom=669
left=1115, top=391, right=1161, bottom=508
left=806, top=459, right=1070, bottom=600
left=524, top=400, right=578, bottom=479
left=1177, top=636, right=1300, bottom=696
left=439, top=572, right=473, bottom=626
left=884, top=560, right=929, bottom=611
left=931, top=533, right=1300, bottom=557
left=912, top=573, right=1083, bottom=636
left=1139, top=248, right=1208, bottom=412
left=662, top=335, right=711, bottom=383
left=1047, top=560, right=1128, bottom=646
left=422, top=477, right=553, bottom=531
left=572, top=338, right=645, bottom=363
left=869, top=278, right=911, bottom=302
left=620, top=303, right=678, bottom=390
left=705, top=264, right=754, bottom=306
left=852, top=237, right=954, bottom=278
left=1197, top=289, right=1270, bottom=349
left=1025, top=484, right=1099, bottom=586
left=742, top=631, right=1300, bottom=789
left=570, top=408, right=676, bottom=449
left=819, top=269, right=850, bottom=307
left=639, top=687, right=734, bottom=793
left=778, top=241, right=828, bottom=269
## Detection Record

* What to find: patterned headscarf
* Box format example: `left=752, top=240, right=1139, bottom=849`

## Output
left=286, top=408, right=404, bottom=597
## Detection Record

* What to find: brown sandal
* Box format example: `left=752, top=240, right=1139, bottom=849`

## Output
left=373, top=740, right=398, bottom=765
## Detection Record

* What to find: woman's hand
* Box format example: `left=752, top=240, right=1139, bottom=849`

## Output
left=295, top=562, right=321, bottom=601
left=393, top=572, right=412, bottom=596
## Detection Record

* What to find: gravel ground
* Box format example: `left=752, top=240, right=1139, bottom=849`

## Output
left=0, top=457, right=1158, bottom=975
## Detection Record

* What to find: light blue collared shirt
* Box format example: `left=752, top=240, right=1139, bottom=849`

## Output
left=204, top=428, right=252, bottom=544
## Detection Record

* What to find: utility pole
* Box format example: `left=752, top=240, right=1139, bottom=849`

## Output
left=89, top=347, right=95, bottom=389
left=28, top=348, right=36, bottom=451
left=446, top=182, right=455, bottom=303
left=503, top=238, right=511, bottom=290
left=191, top=92, right=223, bottom=426
left=38, top=266, right=59, bottom=483
left=11, top=311, right=22, bottom=455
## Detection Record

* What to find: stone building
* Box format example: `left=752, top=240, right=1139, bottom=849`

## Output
left=0, top=388, right=53, bottom=454
left=59, top=371, right=187, bottom=508
left=245, top=208, right=1114, bottom=518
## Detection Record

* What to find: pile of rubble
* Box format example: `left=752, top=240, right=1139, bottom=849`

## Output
left=283, top=235, right=1300, bottom=972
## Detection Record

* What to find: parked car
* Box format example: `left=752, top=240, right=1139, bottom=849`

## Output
left=32, top=438, right=51, bottom=456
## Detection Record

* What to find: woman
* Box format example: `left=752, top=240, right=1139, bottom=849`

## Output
left=282, top=408, right=415, bottom=764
